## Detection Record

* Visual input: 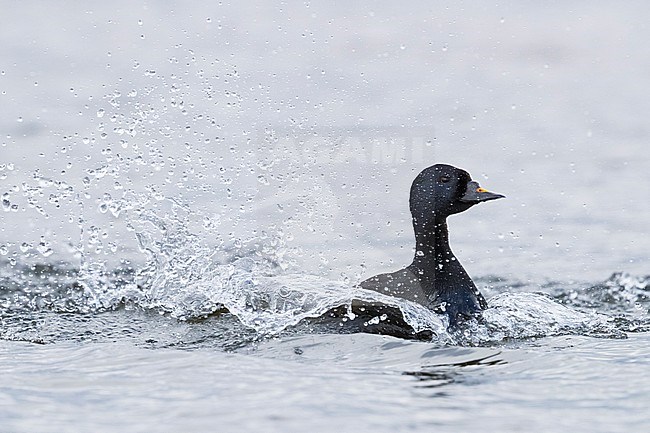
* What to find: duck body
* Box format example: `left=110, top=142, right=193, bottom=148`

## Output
left=360, top=164, right=503, bottom=327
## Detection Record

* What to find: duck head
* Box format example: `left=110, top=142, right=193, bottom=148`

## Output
left=409, top=164, right=504, bottom=221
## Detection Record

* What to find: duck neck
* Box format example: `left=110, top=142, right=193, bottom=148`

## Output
left=410, top=216, right=456, bottom=280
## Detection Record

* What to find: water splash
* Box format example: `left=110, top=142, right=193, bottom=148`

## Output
left=1, top=44, right=647, bottom=347
left=475, top=292, right=621, bottom=343
left=553, top=272, right=650, bottom=333
left=2, top=171, right=648, bottom=342
left=2, top=248, right=644, bottom=346
left=557, top=272, right=649, bottom=312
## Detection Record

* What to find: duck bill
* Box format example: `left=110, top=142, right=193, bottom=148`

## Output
left=459, top=181, right=505, bottom=203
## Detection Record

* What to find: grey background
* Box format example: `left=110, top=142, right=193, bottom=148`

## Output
left=1, top=1, right=648, bottom=283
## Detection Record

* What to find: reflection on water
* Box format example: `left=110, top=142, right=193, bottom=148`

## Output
left=404, top=350, right=506, bottom=390
left=404, top=370, right=457, bottom=389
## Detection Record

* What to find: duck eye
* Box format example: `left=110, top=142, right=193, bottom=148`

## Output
left=439, top=175, right=451, bottom=183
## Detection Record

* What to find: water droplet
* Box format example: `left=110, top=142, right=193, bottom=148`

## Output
left=37, top=238, right=53, bottom=257
left=97, top=108, right=105, bottom=118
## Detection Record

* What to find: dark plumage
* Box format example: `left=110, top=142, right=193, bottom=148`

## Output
left=360, top=164, right=504, bottom=327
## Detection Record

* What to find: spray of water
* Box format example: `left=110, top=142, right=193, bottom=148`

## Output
left=1, top=48, right=647, bottom=346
